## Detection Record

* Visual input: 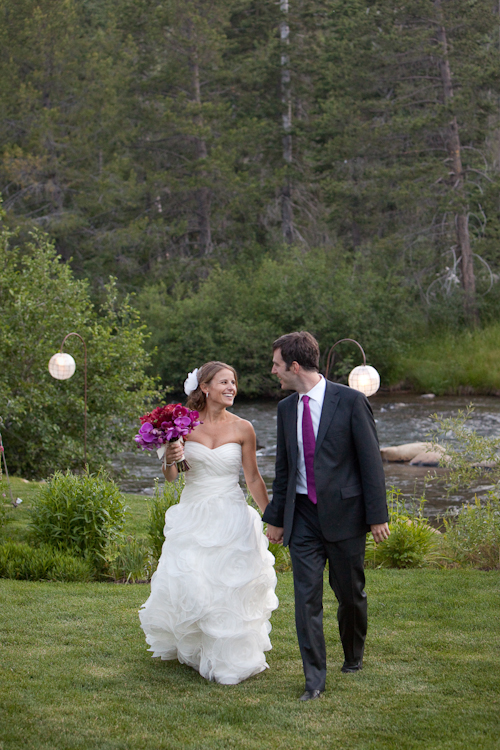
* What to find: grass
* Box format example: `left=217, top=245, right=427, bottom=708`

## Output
left=1, top=569, right=499, bottom=750
left=395, top=322, right=500, bottom=393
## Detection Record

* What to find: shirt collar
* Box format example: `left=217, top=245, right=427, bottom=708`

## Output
left=299, top=375, right=325, bottom=402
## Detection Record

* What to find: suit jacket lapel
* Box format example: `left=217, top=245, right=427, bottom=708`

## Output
left=284, top=393, right=299, bottom=469
left=315, top=381, right=340, bottom=454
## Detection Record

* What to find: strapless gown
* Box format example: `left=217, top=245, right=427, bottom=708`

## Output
left=139, top=441, right=279, bottom=685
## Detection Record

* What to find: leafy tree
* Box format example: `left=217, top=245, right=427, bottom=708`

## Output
left=0, top=213, right=157, bottom=477
left=137, top=244, right=410, bottom=396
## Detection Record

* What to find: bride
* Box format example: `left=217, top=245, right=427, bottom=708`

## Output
left=139, top=361, right=278, bottom=685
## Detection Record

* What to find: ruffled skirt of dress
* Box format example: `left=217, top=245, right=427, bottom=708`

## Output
left=139, top=477, right=278, bottom=685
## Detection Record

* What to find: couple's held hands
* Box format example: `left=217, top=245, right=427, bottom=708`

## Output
left=370, top=522, right=390, bottom=544
left=267, top=523, right=388, bottom=546
left=266, top=524, right=284, bottom=545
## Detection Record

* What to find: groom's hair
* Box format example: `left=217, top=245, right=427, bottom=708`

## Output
left=273, top=332, right=320, bottom=371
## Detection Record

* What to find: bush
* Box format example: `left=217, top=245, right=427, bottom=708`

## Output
left=441, top=494, right=500, bottom=569
left=147, top=476, right=184, bottom=561
left=137, top=247, right=409, bottom=396
left=29, top=470, right=126, bottom=571
left=0, top=541, right=93, bottom=581
left=428, top=405, right=500, bottom=492
left=0, top=220, right=157, bottom=478
left=366, top=487, right=442, bottom=569
left=106, top=536, right=154, bottom=583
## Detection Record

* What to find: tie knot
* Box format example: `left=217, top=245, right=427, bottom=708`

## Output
left=302, top=395, right=310, bottom=405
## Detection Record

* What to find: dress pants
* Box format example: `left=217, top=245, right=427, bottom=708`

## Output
left=289, top=494, right=367, bottom=692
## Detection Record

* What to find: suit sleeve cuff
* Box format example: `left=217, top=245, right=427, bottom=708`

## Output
left=262, top=503, right=284, bottom=527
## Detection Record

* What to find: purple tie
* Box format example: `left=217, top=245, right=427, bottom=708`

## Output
left=302, top=395, right=317, bottom=504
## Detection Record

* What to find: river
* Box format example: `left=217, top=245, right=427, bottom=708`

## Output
left=113, top=394, right=500, bottom=519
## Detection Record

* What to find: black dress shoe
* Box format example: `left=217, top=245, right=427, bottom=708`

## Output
left=341, top=661, right=363, bottom=673
left=299, top=689, right=322, bottom=701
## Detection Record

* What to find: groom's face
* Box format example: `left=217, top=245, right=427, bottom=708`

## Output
left=272, top=349, right=298, bottom=390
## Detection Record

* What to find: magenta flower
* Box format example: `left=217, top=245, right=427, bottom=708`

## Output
left=133, top=402, right=203, bottom=456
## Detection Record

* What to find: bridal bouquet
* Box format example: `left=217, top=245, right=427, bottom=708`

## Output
left=134, top=404, right=201, bottom=472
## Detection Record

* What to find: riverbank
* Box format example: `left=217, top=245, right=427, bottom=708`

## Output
left=387, top=322, right=500, bottom=395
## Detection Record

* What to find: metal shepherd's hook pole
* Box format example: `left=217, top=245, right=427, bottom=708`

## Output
left=325, top=338, right=367, bottom=381
left=0, top=428, right=15, bottom=506
left=60, top=332, right=88, bottom=466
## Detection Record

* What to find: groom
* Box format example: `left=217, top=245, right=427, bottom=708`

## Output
left=262, top=331, right=389, bottom=701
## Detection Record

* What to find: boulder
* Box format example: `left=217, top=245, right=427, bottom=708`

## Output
left=380, top=442, right=448, bottom=464
left=409, top=448, right=448, bottom=467
left=380, top=442, right=431, bottom=462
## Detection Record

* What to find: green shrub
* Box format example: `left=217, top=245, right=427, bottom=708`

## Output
left=366, top=487, right=442, bottom=569
left=137, top=247, right=408, bottom=396
left=29, top=470, right=126, bottom=570
left=106, top=536, right=154, bottom=583
left=441, top=494, right=500, bottom=569
left=428, top=405, right=500, bottom=492
left=147, top=476, right=185, bottom=561
left=267, top=540, right=292, bottom=573
left=0, top=541, right=93, bottom=581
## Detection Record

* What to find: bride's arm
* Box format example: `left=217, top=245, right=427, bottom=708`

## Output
left=240, top=422, right=269, bottom=514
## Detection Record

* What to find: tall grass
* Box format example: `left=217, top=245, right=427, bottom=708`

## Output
left=441, top=494, right=500, bottom=569
left=0, top=541, right=93, bottom=581
left=394, top=322, right=500, bottom=393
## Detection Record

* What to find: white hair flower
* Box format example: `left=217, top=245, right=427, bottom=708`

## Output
left=184, top=368, right=199, bottom=396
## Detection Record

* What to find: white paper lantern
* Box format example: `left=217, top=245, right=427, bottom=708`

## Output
left=48, top=352, right=76, bottom=380
left=348, top=365, right=380, bottom=397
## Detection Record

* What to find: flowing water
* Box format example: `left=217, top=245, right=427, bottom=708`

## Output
left=113, top=394, right=500, bottom=519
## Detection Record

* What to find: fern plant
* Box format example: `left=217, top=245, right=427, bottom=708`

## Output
left=366, top=487, right=443, bottom=568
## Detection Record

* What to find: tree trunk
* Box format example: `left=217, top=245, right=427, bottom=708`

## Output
left=434, top=0, right=478, bottom=325
left=190, top=26, right=212, bottom=256
left=280, top=0, right=293, bottom=244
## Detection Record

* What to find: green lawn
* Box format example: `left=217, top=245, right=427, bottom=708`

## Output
left=1, top=570, right=499, bottom=750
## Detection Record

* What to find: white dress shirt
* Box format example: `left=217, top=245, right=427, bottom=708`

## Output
left=296, top=375, right=327, bottom=495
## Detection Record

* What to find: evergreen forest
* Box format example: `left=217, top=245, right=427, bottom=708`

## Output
left=2, top=0, right=500, bottom=395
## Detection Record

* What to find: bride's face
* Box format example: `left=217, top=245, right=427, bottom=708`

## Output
left=204, top=368, right=237, bottom=407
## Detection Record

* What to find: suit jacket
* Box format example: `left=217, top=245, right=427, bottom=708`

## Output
left=262, top=380, right=388, bottom=546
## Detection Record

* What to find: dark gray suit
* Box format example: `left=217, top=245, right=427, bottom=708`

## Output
left=263, top=380, right=388, bottom=690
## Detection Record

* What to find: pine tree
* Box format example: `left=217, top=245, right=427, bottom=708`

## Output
left=313, top=0, right=500, bottom=324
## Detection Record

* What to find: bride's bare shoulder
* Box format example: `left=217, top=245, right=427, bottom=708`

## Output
left=230, top=415, right=256, bottom=440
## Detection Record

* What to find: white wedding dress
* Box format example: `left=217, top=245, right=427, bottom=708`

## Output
left=139, top=441, right=278, bottom=685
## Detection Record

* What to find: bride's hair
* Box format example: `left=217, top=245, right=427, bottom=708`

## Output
left=186, top=361, right=238, bottom=411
